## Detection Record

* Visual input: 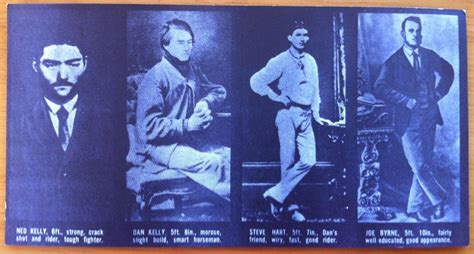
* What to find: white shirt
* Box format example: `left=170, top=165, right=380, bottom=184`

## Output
left=403, top=45, right=421, bottom=69
left=250, top=49, right=321, bottom=118
left=44, top=95, right=78, bottom=137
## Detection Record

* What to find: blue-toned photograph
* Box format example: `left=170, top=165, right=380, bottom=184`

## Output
left=6, top=6, right=127, bottom=225
left=241, top=10, right=348, bottom=223
left=126, top=10, right=233, bottom=222
left=5, top=4, right=468, bottom=248
left=357, top=13, right=461, bottom=223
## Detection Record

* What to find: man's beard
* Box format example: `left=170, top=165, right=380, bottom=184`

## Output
left=40, top=78, right=81, bottom=104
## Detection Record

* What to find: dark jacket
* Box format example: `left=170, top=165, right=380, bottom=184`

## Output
left=9, top=96, right=122, bottom=223
left=374, top=47, right=454, bottom=134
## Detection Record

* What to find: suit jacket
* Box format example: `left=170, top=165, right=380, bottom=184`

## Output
left=374, top=47, right=454, bottom=134
left=9, top=95, right=122, bottom=223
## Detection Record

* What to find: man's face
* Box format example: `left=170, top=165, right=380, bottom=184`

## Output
left=164, top=28, right=193, bottom=61
left=402, top=20, right=422, bottom=48
left=288, top=28, right=309, bottom=50
left=34, top=44, right=87, bottom=98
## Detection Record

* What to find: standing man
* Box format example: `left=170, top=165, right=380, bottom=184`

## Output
left=374, top=16, right=454, bottom=221
left=250, top=21, right=331, bottom=222
left=136, top=19, right=230, bottom=201
left=11, top=34, right=122, bottom=222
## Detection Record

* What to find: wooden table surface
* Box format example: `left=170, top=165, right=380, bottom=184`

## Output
left=0, top=0, right=472, bottom=253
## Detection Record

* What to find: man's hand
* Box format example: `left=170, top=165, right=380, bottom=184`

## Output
left=188, top=111, right=213, bottom=131
left=268, top=92, right=290, bottom=106
left=194, top=100, right=210, bottom=114
left=188, top=101, right=213, bottom=131
left=406, top=98, right=417, bottom=110
left=314, top=117, right=334, bottom=126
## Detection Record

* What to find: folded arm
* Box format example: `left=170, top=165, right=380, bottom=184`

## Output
left=250, top=57, right=286, bottom=104
left=136, top=73, right=185, bottom=143
left=197, top=68, right=227, bottom=110
left=432, top=52, right=454, bottom=101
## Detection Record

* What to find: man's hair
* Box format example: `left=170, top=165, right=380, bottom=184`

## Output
left=288, top=20, right=307, bottom=36
left=32, top=26, right=88, bottom=61
left=401, top=16, right=422, bottom=32
left=160, top=19, right=195, bottom=49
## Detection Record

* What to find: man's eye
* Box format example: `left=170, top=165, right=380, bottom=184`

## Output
left=42, top=62, right=58, bottom=68
left=68, top=63, right=80, bottom=67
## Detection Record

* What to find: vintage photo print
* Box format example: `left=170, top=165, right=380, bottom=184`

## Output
left=126, top=10, right=233, bottom=222
left=5, top=4, right=468, bottom=248
left=357, top=13, right=461, bottom=223
left=241, top=10, right=348, bottom=223
left=6, top=6, right=127, bottom=227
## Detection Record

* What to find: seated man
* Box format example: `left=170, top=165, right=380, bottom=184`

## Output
left=136, top=19, right=230, bottom=202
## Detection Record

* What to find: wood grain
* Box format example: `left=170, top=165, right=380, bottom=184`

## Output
left=0, top=0, right=472, bottom=253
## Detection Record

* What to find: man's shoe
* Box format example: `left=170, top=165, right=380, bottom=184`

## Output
left=290, top=210, right=306, bottom=222
left=433, top=198, right=446, bottom=220
left=265, top=197, right=283, bottom=221
left=270, top=203, right=283, bottom=221
left=416, top=211, right=431, bottom=222
left=410, top=210, right=431, bottom=222
left=287, top=204, right=300, bottom=212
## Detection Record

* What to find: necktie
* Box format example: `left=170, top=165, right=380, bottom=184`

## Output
left=413, top=51, right=420, bottom=74
left=57, top=106, right=70, bottom=151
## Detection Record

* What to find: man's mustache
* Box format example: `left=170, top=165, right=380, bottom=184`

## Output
left=52, top=80, right=75, bottom=87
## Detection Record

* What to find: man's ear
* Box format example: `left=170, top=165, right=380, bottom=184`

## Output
left=83, top=56, right=88, bottom=71
left=287, top=35, right=292, bottom=42
left=400, top=30, right=406, bottom=39
left=32, top=58, right=39, bottom=73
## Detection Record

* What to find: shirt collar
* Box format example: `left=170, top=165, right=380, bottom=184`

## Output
left=288, top=48, right=305, bottom=59
left=403, top=45, right=420, bottom=57
left=44, top=94, right=79, bottom=115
